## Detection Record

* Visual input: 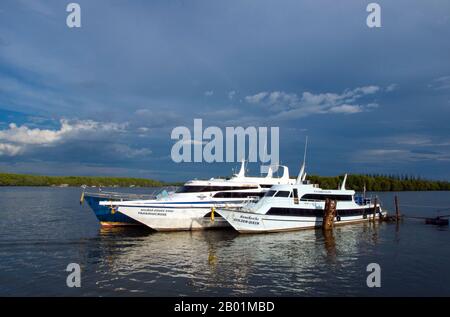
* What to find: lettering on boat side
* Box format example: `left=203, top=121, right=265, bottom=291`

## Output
left=174, top=301, right=275, bottom=313
left=366, top=263, right=381, bottom=288
left=66, top=263, right=81, bottom=288
left=138, top=209, right=173, bottom=216
left=233, top=215, right=260, bottom=225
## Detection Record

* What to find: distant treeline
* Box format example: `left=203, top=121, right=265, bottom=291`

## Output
left=0, top=173, right=167, bottom=187
left=0, top=172, right=449, bottom=191
left=307, top=174, right=450, bottom=191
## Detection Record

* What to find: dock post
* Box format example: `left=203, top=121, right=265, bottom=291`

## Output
left=394, top=195, right=400, bottom=221
left=323, top=199, right=337, bottom=230
left=372, top=197, right=378, bottom=222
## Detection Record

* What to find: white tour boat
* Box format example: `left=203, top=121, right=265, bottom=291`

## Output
left=99, top=160, right=299, bottom=231
left=216, top=174, right=386, bottom=233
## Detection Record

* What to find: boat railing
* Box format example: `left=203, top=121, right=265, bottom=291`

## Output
left=354, top=195, right=379, bottom=206
left=152, top=186, right=179, bottom=199
left=240, top=195, right=267, bottom=210
left=83, top=186, right=179, bottom=201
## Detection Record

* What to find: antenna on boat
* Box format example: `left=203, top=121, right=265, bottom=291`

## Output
left=340, top=173, right=348, bottom=190
left=296, top=136, right=308, bottom=184
left=280, top=165, right=289, bottom=182
left=301, top=172, right=307, bottom=182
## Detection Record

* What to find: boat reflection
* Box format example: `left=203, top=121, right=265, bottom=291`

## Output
left=321, top=229, right=336, bottom=263
left=88, top=223, right=383, bottom=295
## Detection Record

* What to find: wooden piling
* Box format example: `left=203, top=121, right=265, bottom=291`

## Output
left=372, top=197, right=378, bottom=221
left=394, top=195, right=400, bottom=221
left=323, top=199, right=337, bottom=230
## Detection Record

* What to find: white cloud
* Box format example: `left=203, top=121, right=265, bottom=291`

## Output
left=267, top=91, right=299, bottom=110
left=352, top=149, right=411, bottom=163
left=389, top=134, right=450, bottom=147
left=429, top=76, right=450, bottom=90
left=386, top=84, right=397, bottom=92
left=354, top=148, right=450, bottom=163
left=204, top=90, right=214, bottom=96
left=0, top=119, right=127, bottom=156
left=363, top=149, right=406, bottom=156
left=328, top=104, right=363, bottom=114
left=244, top=85, right=384, bottom=119
left=112, top=144, right=152, bottom=158
left=228, top=90, right=236, bottom=100
left=0, top=123, right=60, bottom=145
left=353, top=85, right=379, bottom=95
left=0, top=119, right=125, bottom=145
left=0, top=143, right=23, bottom=156
left=138, top=127, right=150, bottom=133
left=392, top=135, right=432, bottom=146
left=245, top=92, right=268, bottom=104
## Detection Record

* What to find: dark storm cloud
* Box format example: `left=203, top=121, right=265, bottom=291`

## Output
left=0, top=0, right=449, bottom=180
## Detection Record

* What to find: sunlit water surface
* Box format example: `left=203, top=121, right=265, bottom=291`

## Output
left=1, top=187, right=449, bottom=296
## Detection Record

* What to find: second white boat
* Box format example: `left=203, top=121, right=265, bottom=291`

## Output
left=216, top=175, right=386, bottom=233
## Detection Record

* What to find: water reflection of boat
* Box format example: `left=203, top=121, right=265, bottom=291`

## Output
left=92, top=229, right=255, bottom=295
left=88, top=223, right=375, bottom=296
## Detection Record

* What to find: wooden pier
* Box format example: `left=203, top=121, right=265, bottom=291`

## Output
left=322, top=199, right=337, bottom=231
left=381, top=195, right=449, bottom=226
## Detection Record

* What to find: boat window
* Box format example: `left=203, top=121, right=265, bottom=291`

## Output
left=213, top=192, right=265, bottom=198
left=300, top=194, right=353, bottom=201
left=259, top=184, right=274, bottom=188
left=176, top=185, right=259, bottom=193
left=267, top=207, right=368, bottom=217
left=275, top=191, right=291, bottom=197
left=264, top=190, right=277, bottom=197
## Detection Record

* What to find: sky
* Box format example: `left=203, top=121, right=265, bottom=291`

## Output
left=0, top=0, right=449, bottom=181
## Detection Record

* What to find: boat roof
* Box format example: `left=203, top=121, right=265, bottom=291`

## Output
left=183, top=161, right=294, bottom=187
left=268, top=183, right=355, bottom=195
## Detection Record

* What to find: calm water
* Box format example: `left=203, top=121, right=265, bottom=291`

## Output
left=1, top=187, right=450, bottom=296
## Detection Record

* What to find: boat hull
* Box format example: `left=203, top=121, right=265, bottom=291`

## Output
left=117, top=205, right=230, bottom=231
left=217, top=208, right=386, bottom=233
left=84, top=194, right=141, bottom=226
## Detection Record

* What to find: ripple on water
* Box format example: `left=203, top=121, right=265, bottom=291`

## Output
left=1, top=188, right=450, bottom=296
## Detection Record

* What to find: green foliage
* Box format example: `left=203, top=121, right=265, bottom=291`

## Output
left=0, top=172, right=448, bottom=191
left=306, top=174, right=450, bottom=191
left=0, top=173, right=173, bottom=187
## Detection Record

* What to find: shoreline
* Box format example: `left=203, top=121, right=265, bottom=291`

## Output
left=1, top=172, right=449, bottom=191
left=1, top=186, right=449, bottom=192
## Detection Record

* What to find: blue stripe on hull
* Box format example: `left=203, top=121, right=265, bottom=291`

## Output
left=84, top=195, right=141, bottom=225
